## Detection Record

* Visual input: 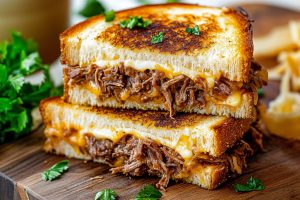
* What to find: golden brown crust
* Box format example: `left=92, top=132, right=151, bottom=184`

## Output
left=224, top=7, right=254, bottom=82
left=41, top=97, right=225, bottom=130
left=97, top=12, right=221, bottom=55
left=212, top=117, right=252, bottom=156
left=41, top=97, right=251, bottom=131
left=40, top=97, right=253, bottom=158
left=60, top=3, right=253, bottom=81
left=209, top=165, right=228, bottom=189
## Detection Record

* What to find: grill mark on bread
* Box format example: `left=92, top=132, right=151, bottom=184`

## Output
left=97, top=16, right=221, bottom=54
left=60, top=4, right=255, bottom=82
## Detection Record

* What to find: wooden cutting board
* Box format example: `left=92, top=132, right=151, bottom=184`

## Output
left=1, top=4, right=300, bottom=200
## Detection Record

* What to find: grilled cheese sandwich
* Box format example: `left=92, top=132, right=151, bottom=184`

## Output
left=60, top=4, right=267, bottom=118
left=40, top=97, right=263, bottom=189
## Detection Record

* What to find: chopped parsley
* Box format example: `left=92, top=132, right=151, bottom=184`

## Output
left=120, top=16, right=151, bottom=29
left=166, top=0, right=180, bottom=2
left=138, top=0, right=179, bottom=4
left=186, top=25, right=201, bottom=36
left=136, top=0, right=151, bottom=4
left=151, top=32, right=164, bottom=44
left=233, top=176, right=265, bottom=192
left=0, top=32, right=61, bottom=143
left=41, top=160, right=69, bottom=181
left=94, top=189, right=117, bottom=200
left=258, top=88, right=263, bottom=97
left=104, top=10, right=115, bottom=22
left=79, top=0, right=106, bottom=18
left=134, top=184, right=162, bottom=200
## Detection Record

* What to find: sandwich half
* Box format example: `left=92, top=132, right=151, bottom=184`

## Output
left=40, top=97, right=263, bottom=189
left=61, top=4, right=267, bottom=118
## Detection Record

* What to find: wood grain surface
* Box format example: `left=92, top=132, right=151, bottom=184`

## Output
left=1, top=4, right=300, bottom=200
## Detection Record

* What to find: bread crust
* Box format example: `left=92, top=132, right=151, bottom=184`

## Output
left=40, top=97, right=251, bottom=157
left=213, top=117, right=251, bottom=156
left=60, top=4, right=253, bottom=82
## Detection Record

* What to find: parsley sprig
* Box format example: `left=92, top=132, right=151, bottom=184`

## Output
left=134, top=184, right=162, bottom=200
left=120, top=16, right=151, bottom=29
left=151, top=32, right=164, bottom=44
left=104, top=10, right=115, bottom=22
left=258, top=88, right=263, bottom=97
left=186, top=25, right=200, bottom=35
left=233, top=176, right=265, bottom=192
left=79, top=0, right=106, bottom=18
left=0, top=32, right=61, bottom=143
left=93, top=184, right=162, bottom=200
left=94, top=189, right=117, bottom=200
left=41, top=160, right=69, bottom=181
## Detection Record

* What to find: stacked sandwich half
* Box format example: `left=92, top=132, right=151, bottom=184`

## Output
left=40, top=4, right=267, bottom=189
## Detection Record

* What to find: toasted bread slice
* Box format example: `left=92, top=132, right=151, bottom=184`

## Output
left=40, top=97, right=262, bottom=189
left=60, top=4, right=253, bottom=82
left=40, top=97, right=252, bottom=157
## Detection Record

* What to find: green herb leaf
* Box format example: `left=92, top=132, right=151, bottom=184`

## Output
left=258, top=88, right=263, bottom=97
left=94, top=189, right=117, bottom=200
left=134, top=184, right=162, bottom=200
left=0, top=64, right=8, bottom=86
left=186, top=25, right=200, bottom=36
left=14, top=110, right=28, bottom=133
left=41, top=160, right=69, bottom=181
left=79, top=0, right=106, bottom=18
left=136, top=0, right=151, bottom=4
left=0, top=41, right=8, bottom=61
left=104, top=10, right=115, bottom=22
left=0, top=32, right=58, bottom=143
left=120, top=16, right=151, bottom=29
left=9, top=75, right=24, bottom=92
left=233, top=176, right=265, bottom=192
left=166, top=0, right=180, bottom=2
left=151, top=32, right=164, bottom=44
left=0, top=98, right=12, bottom=112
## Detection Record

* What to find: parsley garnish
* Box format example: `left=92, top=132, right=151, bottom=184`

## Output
left=258, top=88, right=263, bottom=97
left=0, top=32, right=60, bottom=143
left=120, top=16, right=151, bottom=29
left=151, top=32, right=164, bottom=44
left=41, top=160, right=69, bottom=181
left=186, top=25, right=201, bottom=36
left=94, top=189, right=117, bottom=200
left=136, top=0, right=151, bottom=4
left=166, top=0, right=180, bottom=2
left=104, top=10, right=115, bottom=22
left=134, top=184, right=162, bottom=200
left=79, top=0, right=106, bottom=18
left=233, top=176, right=265, bottom=192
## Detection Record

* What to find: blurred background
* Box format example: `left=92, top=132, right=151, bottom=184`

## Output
left=1, top=0, right=300, bottom=64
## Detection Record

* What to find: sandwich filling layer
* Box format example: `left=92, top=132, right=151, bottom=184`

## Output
left=45, top=124, right=263, bottom=189
left=64, top=62, right=266, bottom=116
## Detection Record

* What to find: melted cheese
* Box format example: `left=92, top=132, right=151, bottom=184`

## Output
left=95, top=60, right=221, bottom=85
left=48, top=126, right=196, bottom=161
left=89, top=61, right=244, bottom=107
left=218, top=92, right=242, bottom=107
left=83, top=80, right=243, bottom=108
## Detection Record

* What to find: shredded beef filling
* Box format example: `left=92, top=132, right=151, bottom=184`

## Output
left=85, top=134, right=184, bottom=189
left=67, top=62, right=266, bottom=117
left=83, top=125, right=263, bottom=189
